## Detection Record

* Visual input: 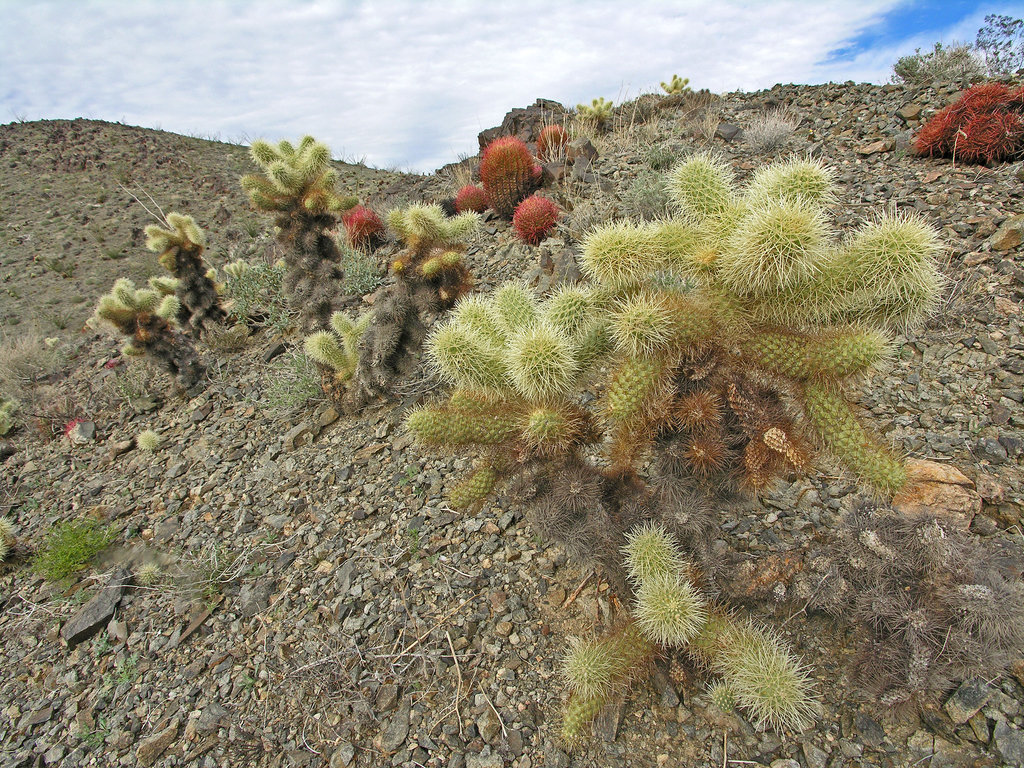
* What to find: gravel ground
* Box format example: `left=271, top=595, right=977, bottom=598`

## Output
left=1, top=78, right=1023, bottom=768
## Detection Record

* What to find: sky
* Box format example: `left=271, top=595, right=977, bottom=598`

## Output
left=1, top=1, right=1022, bottom=173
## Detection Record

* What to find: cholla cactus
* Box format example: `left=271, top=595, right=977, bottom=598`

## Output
left=0, top=398, right=17, bottom=436
left=306, top=204, right=479, bottom=411
left=92, top=278, right=204, bottom=388
left=145, top=212, right=225, bottom=336
left=577, top=97, right=615, bottom=130
left=660, top=75, right=692, bottom=95
left=240, top=136, right=350, bottom=331
left=409, top=154, right=942, bottom=742
left=137, top=429, right=162, bottom=451
left=0, top=517, right=14, bottom=563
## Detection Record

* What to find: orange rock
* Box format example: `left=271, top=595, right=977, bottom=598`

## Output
left=892, top=459, right=981, bottom=527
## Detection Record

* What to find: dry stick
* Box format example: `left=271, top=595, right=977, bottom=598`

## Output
left=445, top=631, right=465, bottom=738
left=387, top=592, right=482, bottom=661
left=562, top=572, right=594, bottom=609
left=481, top=689, right=508, bottom=739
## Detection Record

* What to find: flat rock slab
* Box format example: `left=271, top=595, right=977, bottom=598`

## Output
left=60, top=567, right=130, bottom=648
left=945, top=677, right=993, bottom=724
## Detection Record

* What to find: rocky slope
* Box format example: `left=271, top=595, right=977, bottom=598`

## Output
left=0, top=78, right=1023, bottom=768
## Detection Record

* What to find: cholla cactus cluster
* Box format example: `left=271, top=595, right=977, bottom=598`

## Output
left=145, top=212, right=225, bottom=336
left=410, top=154, right=943, bottom=567
left=561, top=523, right=817, bottom=744
left=796, top=499, right=1024, bottom=705
left=305, top=204, right=479, bottom=410
left=241, top=136, right=350, bottom=331
left=408, top=153, right=944, bottom=741
left=91, top=278, right=204, bottom=388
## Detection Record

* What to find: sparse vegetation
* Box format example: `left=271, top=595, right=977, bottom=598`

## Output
left=744, top=107, right=799, bottom=153
left=33, top=519, right=114, bottom=582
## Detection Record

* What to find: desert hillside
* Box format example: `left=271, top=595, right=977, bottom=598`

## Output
left=0, top=78, right=1023, bottom=768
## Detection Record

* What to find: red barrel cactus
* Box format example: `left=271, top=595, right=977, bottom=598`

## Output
left=343, top=205, right=386, bottom=249
left=480, top=137, right=542, bottom=219
left=914, top=83, right=1024, bottom=164
left=513, top=195, right=560, bottom=245
left=537, top=124, right=569, bottom=162
left=455, top=184, right=488, bottom=214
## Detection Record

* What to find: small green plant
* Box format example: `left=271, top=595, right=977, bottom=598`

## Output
left=0, top=397, right=17, bottom=436
left=33, top=519, right=114, bottom=582
left=263, top=350, right=326, bottom=414
left=338, top=240, right=384, bottom=296
left=223, top=257, right=293, bottom=331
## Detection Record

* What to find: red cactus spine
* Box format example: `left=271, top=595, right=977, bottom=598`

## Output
left=537, top=124, right=569, bottom=162
left=343, top=205, right=386, bottom=249
left=513, top=195, right=560, bottom=245
left=455, top=184, right=488, bottom=214
left=479, top=137, right=542, bottom=219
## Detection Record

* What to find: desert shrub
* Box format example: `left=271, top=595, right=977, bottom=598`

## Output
left=222, top=258, right=293, bottom=332
left=337, top=240, right=384, bottom=297
left=621, top=170, right=672, bottom=220
left=744, top=107, right=799, bottom=153
left=33, top=519, right=114, bottom=582
left=0, top=332, right=62, bottom=399
left=263, top=350, right=325, bottom=413
left=914, top=82, right=1024, bottom=163
left=975, top=14, right=1024, bottom=76
left=644, top=144, right=679, bottom=171
left=892, top=41, right=986, bottom=85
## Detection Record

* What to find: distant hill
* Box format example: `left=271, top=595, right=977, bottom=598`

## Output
left=0, top=119, right=431, bottom=336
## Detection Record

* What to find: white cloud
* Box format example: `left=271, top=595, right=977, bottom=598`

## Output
left=0, top=0, right=1011, bottom=172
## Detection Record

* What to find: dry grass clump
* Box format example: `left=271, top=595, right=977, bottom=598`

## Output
left=0, top=332, right=62, bottom=398
left=745, top=107, right=800, bottom=154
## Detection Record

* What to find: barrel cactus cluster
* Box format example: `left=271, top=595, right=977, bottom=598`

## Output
left=479, top=136, right=542, bottom=218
